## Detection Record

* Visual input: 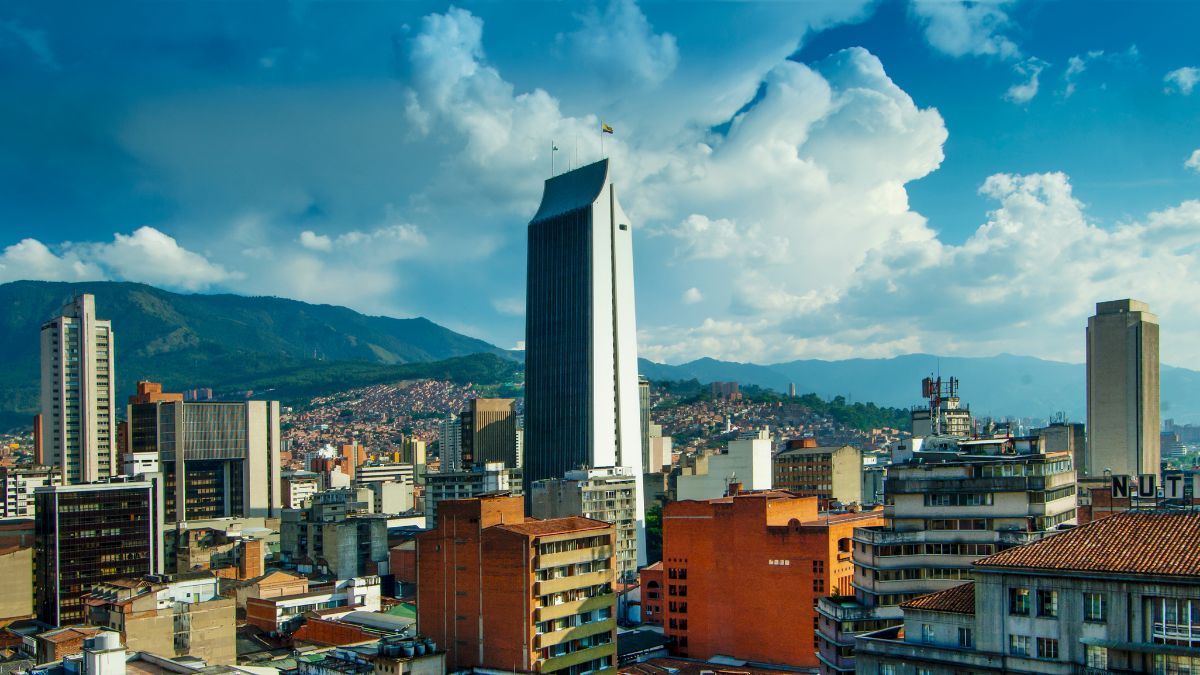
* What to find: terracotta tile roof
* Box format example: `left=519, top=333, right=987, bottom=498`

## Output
left=976, top=511, right=1200, bottom=576
left=494, top=516, right=612, bottom=537
left=0, top=547, right=27, bottom=557
left=38, top=628, right=102, bottom=644
left=901, top=582, right=975, bottom=615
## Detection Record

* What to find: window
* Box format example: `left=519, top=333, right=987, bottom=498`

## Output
left=813, top=560, right=824, bottom=574
left=916, top=670, right=931, bottom=675
left=1085, top=592, right=1107, bottom=622
left=958, top=627, right=973, bottom=648
left=1009, top=635, right=1030, bottom=656
left=1009, top=588, right=1031, bottom=616
left=1037, top=638, right=1059, bottom=660
left=669, top=585, right=677, bottom=596
left=1086, top=645, right=1108, bottom=669
left=1038, top=590, right=1059, bottom=618
left=1152, top=598, right=1200, bottom=646
left=879, top=665, right=896, bottom=675
left=921, top=624, right=934, bottom=644
left=813, top=579, right=825, bottom=593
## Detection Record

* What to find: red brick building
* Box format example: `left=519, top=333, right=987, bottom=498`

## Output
left=417, top=495, right=618, bottom=675
left=662, top=491, right=883, bottom=668
left=638, top=562, right=664, bottom=626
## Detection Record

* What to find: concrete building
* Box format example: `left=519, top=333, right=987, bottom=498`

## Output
left=0, top=465, right=58, bottom=518
left=246, top=576, right=381, bottom=633
left=279, top=491, right=388, bottom=579
left=648, top=431, right=672, bottom=474
left=283, top=470, right=321, bottom=508
left=772, top=440, right=863, bottom=505
left=422, top=462, right=523, bottom=529
left=856, top=511, right=1200, bottom=675
left=639, top=377, right=651, bottom=474
left=40, top=293, right=118, bottom=485
left=710, top=382, right=739, bottom=399
left=459, top=398, right=518, bottom=470
left=1087, top=299, right=1160, bottom=478
left=366, top=480, right=413, bottom=514
left=0, top=545, right=33, bottom=622
left=416, top=495, right=617, bottom=675
left=531, top=467, right=639, bottom=582
left=438, top=414, right=462, bottom=473
left=676, top=440, right=771, bottom=501
left=84, top=571, right=234, bottom=665
left=815, top=441, right=1077, bottom=675
left=355, top=462, right=415, bottom=486
left=524, top=159, right=645, bottom=564
left=661, top=491, right=883, bottom=668
left=1035, top=422, right=1087, bottom=479
left=34, top=478, right=165, bottom=626
left=127, top=384, right=282, bottom=522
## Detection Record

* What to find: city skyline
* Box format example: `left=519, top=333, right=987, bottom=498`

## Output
left=0, top=1, right=1198, bottom=369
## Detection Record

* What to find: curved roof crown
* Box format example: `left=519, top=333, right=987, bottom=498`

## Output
left=530, top=159, right=609, bottom=224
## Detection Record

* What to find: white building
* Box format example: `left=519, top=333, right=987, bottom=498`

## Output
left=524, top=159, right=645, bottom=565
left=40, top=293, right=117, bottom=484
left=676, top=439, right=772, bottom=501
left=0, top=465, right=57, bottom=518
left=438, top=414, right=462, bottom=472
left=355, top=462, right=415, bottom=486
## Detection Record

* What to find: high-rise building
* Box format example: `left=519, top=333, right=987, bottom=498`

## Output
left=416, top=495, right=617, bottom=675
left=0, top=465, right=59, bottom=518
left=771, top=439, right=863, bottom=505
left=40, top=294, right=117, bottom=485
left=438, top=414, right=462, bottom=472
left=524, top=159, right=645, bottom=563
left=789, top=383, right=797, bottom=397
left=34, top=478, right=165, bottom=626
left=128, top=385, right=282, bottom=522
left=639, top=377, right=651, bottom=474
left=1087, top=299, right=1160, bottom=478
left=459, top=398, right=518, bottom=469
left=530, top=467, right=639, bottom=582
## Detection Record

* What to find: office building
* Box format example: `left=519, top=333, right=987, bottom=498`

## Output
left=422, top=463, right=523, bottom=529
left=524, top=159, right=645, bottom=563
left=856, top=511, right=1200, bottom=675
left=128, top=383, right=282, bottom=522
left=676, top=439, right=771, bottom=501
left=355, top=462, right=415, bottom=486
left=531, top=467, right=639, bottom=582
left=84, top=571, right=234, bottom=665
left=438, top=414, right=462, bottom=472
left=417, top=495, right=617, bottom=675
left=1087, top=299, right=1160, bottom=478
left=40, top=293, right=117, bottom=484
left=639, top=377, right=651, bottom=473
left=815, top=438, right=1076, bottom=675
left=772, top=440, right=863, bottom=505
left=662, top=491, right=882, bottom=668
left=460, top=398, right=519, bottom=470
left=34, top=478, right=165, bottom=626
left=0, top=465, right=59, bottom=518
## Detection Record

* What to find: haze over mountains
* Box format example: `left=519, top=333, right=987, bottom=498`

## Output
left=1, top=280, right=1196, bottom=427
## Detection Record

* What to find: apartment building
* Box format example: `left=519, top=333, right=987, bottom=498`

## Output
left=531, top=467, right=639, bottom=582
left=355, top=462, right=414, bottom=486
left=816, top=442, right=1077, bottom=675
left=84, top=571, right=234, bottom=665
left=662, top=490, right=883, bottom=669
left=422, top=462, right=523, bottom=529
left=772, top=439, right=862, bottom=505
left=416, top=495, right=617, bottom=675
left=246, top=576, right=381, bottom=633
left=279, top=491, right=388, bottom=579
left=0, top=465, right=58, bottom=518
left=857, top=510, right=1200, bottom=675
left=40, top=293, right=117, bottom=484
left=34, top=478, right=166, bottom=626
left=283, top=470, right=321, bottom=508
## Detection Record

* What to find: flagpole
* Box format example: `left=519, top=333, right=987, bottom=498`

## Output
left=600, top=123, right=604, bottom=160
left=551, top=139, right=555, bottom=176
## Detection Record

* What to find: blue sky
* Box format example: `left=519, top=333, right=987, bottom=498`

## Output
left=1, top=0, right=1199, bottom=368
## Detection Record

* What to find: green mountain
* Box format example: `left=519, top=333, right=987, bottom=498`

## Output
left=0, top=280, right=520, bottom=423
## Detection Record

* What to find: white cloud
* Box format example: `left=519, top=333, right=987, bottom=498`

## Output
left=0, top=227, right=237, bottom=291
left=299, top=231, right=333, bottom=251
left=1063, top=55, right=1088, bottom=98
left=492, top=297, right=525, bottom=315
left=1063, top=46, right=1138, bottom=97
left=0, top=21, right=58, bottom=71
left=682, top=287, right=703, bottom=304
left=658, top=215, right=788, bottom=263
left=1187, top=150, right=1200, bottom=173
left=559, top=0, right=679, bottom=87
left=1005, top=57, right=1048, bottom=104
left=1166, top=67, right=1200, bottom=95
left=909, top=0, right=1021, bottom=60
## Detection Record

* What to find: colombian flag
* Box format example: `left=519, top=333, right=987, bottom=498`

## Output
left=601, top=123, right=614, bottom=134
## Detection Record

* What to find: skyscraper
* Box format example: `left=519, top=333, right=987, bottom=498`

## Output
left=40, top=294, right=117, bottom=484
left=525, top=158, right=645, bottom=564
left=459, top=397, right=518, bottom=469
left=1086, top=299, right=1160, bottom=478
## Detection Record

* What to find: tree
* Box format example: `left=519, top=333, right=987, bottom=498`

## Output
left=645, top=503, right=663, bottom=564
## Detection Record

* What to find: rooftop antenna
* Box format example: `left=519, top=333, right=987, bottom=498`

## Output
left=551, top=140, right=558, bottom=176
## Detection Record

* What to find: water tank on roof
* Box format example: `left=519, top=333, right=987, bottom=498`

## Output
left=414, top=643, right=426, bottom=656
left=96, top=632, right=121, bottom=651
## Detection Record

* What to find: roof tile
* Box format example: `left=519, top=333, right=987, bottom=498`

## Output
left=901, top=582, right=975, bottom=614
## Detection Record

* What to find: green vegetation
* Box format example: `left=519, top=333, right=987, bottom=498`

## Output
left=644, top=503, right=663, bottom=564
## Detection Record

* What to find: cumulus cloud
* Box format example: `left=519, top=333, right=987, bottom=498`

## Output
left=0, top=227, right=237, bottom=291
left=658, top=215, right=789, bottom=263
left=1005, top=57, right=1048, bottom=104
left=1062, top=46, right=1138, bottom=97
left=909, top=0, right=1021, bottom=60
left=682, top=287, right=703, bottom=304
left=492, top=297, right=525, bottom=315
left=299, top=231, right=333, bottom=251
left=1187, top=150, right=1200, bottom=173
left=559, top=0, right=679, bottom=86
left=1166, top=67, right=1200, bottom=95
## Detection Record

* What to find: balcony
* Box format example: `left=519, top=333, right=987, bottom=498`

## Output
left=998, top=529, right=1063, bottom=546
left=816, top=597, right=895, bottom=622
left=534, top=618, right=616, bottom=650
left=538, top=641, right=616, bottom=674
left=534, top=594, right=613, bottom=623
left=853, top=528, right=925, bottom=545
left=535, top=570, right=612, bottom=596
left=537, top=545, right=614, bottom=570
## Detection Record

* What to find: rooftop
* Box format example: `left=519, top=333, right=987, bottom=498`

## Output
left=619, top=657, right=802, bottom=675
left=976, top=511, right=1200, bottom=577
left=494, top=516, right=611, bottom=537
left=900, top=582, right=975, bottom=615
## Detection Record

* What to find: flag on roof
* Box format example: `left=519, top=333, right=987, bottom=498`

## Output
left=601, top=123, right=613, bottom=134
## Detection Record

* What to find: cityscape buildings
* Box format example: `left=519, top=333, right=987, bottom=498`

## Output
left=0, top=464, right=59, bottom=518
left=1087, top=299, right=1161, bottom=478
left=531, top=467, right=639, bottom=581
left=438, top=414, right=462, bottom=472
left=40, top=293, right=118, bottom=484
left=771, top=439, right=863, bottom=505
left=422, top=462, right=523, bottom=529
left=524, top=159, right=646, bottom=563
left=459, top=398, right=518, bottom=470
left=675, top=439, right=771, bottom=501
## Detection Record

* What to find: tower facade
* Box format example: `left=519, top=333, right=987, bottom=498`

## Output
left=40, top=294, right=117, bottom=484
left=525, top=159, right=645, bottom=564
left=1086, top=299, right=1160, bottom=478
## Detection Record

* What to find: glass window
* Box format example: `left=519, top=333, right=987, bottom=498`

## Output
left=1038, top=590, right=1059, bottom=618
left=1085, top=593, right=1107, bottom=622
left=1009, top=588, right=1031, bottom=616
left=958, top=627, right=973, bottom=648
left=1009, top=635, right=1030, bottom=657
left=1037, top=638, right=1059, bottom=660
left=879, top=665, right=896, bottom=675
left=921, top=624, right=934, bottom=644
left=1087, top=646, right=1108, bottom=669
